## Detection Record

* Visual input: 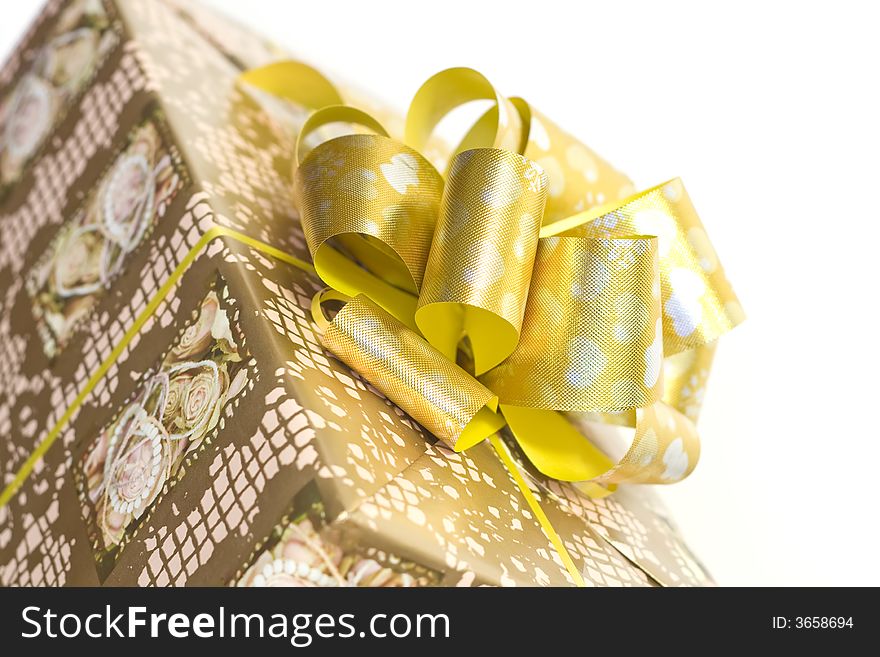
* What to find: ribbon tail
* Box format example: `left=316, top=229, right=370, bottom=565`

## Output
left=488, top=434, right=587, bottom=587
left=501, top=405, right=615, bottom=484
left=237, top=60, right=342, bottom=110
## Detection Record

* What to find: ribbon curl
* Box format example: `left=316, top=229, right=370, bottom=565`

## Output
left=241, top=63, right=744, bottom=496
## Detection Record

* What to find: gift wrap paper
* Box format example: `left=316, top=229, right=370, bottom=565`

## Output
left=0, top=0, right=720, bottom=586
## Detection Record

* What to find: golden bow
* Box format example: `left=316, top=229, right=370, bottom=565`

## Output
left=241, top=64, right=744, bottom=497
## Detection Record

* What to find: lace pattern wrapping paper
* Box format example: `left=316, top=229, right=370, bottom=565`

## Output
left=0, top=0, right=718, bottom=587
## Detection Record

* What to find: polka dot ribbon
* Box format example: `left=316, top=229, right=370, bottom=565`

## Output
left=240, top=64, right=744, bottom=496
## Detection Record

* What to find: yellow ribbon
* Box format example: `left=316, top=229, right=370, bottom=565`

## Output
left=244, top=61, right=744, bottom=497
left=0, top=225, right=586, bottom=585
left=1, top=62, right=744, bottom=589
left=0, top=226, right=315, bottom=509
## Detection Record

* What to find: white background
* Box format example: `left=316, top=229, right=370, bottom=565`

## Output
left=2, top=0, right=878, bottom=586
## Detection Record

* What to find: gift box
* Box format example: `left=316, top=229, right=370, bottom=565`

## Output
left=0, top=0, right=739, bottom=587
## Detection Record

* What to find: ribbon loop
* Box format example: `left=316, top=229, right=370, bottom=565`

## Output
left=404, top=67, right=525, bottom=172
left=415, top=148, right=548, bottom=374
left=543, top=178, right=745, bottom=356
left=322, top=295, right=505, bottom=450
left=482, top=235, right=662, bottom=411
left=238, top=60, right=343, bottom=110
left=294, top=128, right=443, bottom=326
left=243, top=62, right=745, bottom=493
left=514, top=100, right=636, bottom=226
left=294, top=104, right=390, bottom=167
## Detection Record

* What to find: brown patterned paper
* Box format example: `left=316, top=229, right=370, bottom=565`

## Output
left=234, top=485, right=441, bottom=588
left=75, top=280, right=254, bottom=580
left=26, top=112, right=184, bottom=358
left=0, top=0, right=715, bottom=587
left=0, top=41, right=156, bottom=483
left=0, top=0, right=120, bottom=200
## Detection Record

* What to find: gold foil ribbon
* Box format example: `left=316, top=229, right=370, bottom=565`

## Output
left=245, top=62, right=743, bottom=496
left=0, top=62, right=744, bottom=589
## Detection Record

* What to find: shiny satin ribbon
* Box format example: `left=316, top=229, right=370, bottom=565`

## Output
left=0, top=62, right=743, bottom=590
left=239, top=62, right=744, bottom=499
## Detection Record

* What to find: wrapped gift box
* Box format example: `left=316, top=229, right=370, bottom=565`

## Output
left=0, top=0, right=713, bottom=587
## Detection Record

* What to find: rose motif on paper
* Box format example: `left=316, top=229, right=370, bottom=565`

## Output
left=172, top=293, right=218, bottom=360
left=0, top=0, right=116, bottom=189
left=182, top=369, right=219, bottom=428
left=101, top=152, right=156, bottom=254
left=27, top=117, right=183, bottom=358
left=239, top=519, right=342, bottom=588
left=97, top=408, right=172, bottom=546
left=162, top=374, right=189, bottom=425
left=78, top=286, right=250, bottom=568
left=53, top=225, right=105, bottom=295
left=237, top=516, right=432, bottom=588
left=1, top=76, right=57, bottom=174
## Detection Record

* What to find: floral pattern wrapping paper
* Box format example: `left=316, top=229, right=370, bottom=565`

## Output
left=0, top=0, right=714, bottom=587
left=0, top=0, right=119, bottom=198
left=76, top=284, right=252, bottom=580
left=26, top=114, right=183, bottom=358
